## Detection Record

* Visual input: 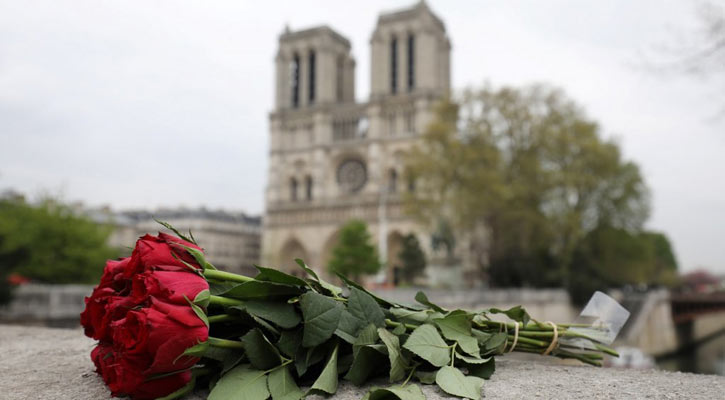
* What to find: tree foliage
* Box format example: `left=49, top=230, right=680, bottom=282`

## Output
left=327, top=220, right=381, bottom=280
left=397, top=233, right=426, bottom=284
left=404, top=84, right=659, bottom=292
left=569, top=227, right=679, bottom=304
left=0, top=197, right=118, bottom=284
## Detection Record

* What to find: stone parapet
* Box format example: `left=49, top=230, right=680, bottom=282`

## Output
left=2, top=324, right=722, bottom=399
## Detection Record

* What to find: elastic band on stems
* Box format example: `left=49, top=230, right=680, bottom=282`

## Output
left=542, top=321, right=558, bottom=355
left=507, top=322, right=520, bottom=353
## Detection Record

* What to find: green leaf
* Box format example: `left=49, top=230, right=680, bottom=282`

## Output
left=223, top=280, right=303, bottom=300
left=435, top=365, right=484, bottom=400
left=484, top=332, right=508, bottom=351
left=294, top=258, right=342, bottom=296
left=336, top=288, right=386, bottom=344
left=467, top=357, right=495, bottom=380
left=208, top=365, right=269, bottom=400
left=255, top=265, right=310, bottom=287
left=348, top=287, right=386, bottom=328
left=250, top=314, right=281, bottom=336
left=277, top=329, right=302, bottom=358
left=344, top=345, right=387, bottom=385
left=392, top=324, right=406, bottom=335
left=202, top=346, right=245, bottom=374
left=364, top=384, right=426, bottom=400
left=472, top=328, right=492, bottom=345
left=173, top=242, right=216, bottom=271
left=402, top=324, right=450, bottom=367
left=268, top=366, right=304, bottom=400
left=294, top=345, right=326, bottom=376
left=377, top=328, right=408, bottom=382
left=390, top=307, right=444, bottom=324
left=433, top=310, right=479, bottom=356
left=184, top=295, right=209, bottom=329
left=181, top=341, right=209, bottom=358
left=193, top=289, right=211, bottom=308
left=299, top=292, right=344, bottom=347
left=294, top=258, right=321, bottom=280
left=335, top=310, right=362, bottom=344
left=336, top=273, right=400, bottom=308
left=488, top=306, right=531, bottom=326
left=208, top=281, right=238, bottom=296
left=310, top=343, right=339, bottom=394
left=241, top=329, right=282, bottom=370
left=415, top=370, right=437, bottom=384
left=245, top=300, right=301, bottom=329
left=415, top=291, right=446, bottom=313
left=455, top=352, right=490, bottom=364
left=353, top=323, right=379, bottom=358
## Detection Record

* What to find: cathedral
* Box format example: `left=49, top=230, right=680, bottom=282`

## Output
left=262, top=1, right=452, bottom=284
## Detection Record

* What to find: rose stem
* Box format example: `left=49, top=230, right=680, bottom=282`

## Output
left=384, top=319, right=419, bottom=331
left=208, top=337, right=245, bottom=350
left=207, top=314, right=237, bottom=323
left=208, top=295, right=244, bottom=307
left=203, top=269, right=254, bottom=284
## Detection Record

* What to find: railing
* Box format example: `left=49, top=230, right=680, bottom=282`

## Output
left=0, top=284, right=93, bottom=324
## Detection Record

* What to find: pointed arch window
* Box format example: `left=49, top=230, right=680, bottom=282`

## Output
left=291, top=53, right=300, bottom=108
left=336, top=56, right=344, bottom=102
left=308, top=50, right=316, bottom=104
left=390, top=36, right=398, bottom=94
left=305, top=175, right=313, bottom=200
left=388, top=169, right=398, bottom=193
left=407, top=34, right=415, bottom=91
left=290, top=177, right=298, bottom=201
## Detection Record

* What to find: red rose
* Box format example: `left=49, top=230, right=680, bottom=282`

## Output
left=125, top=233, right=203, bottom=278
left=94, top=346, right=192, bottom=400
left=99, top=257, right=133, bottom=294
left=91, top=343, right=115, bottom=379
left=111, top=298, right=208, bottom=375
left=81, top=287, right=137, bottom=341
left=131, top=270, right=208, bottom=306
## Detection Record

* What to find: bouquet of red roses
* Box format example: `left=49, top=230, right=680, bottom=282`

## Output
left=81, top=226, right=625, bottom=400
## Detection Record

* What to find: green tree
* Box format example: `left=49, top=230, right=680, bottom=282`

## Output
left=569, top=227, right=679, bottom=304
left=404, top=84, right=651, bottom=288
left=0, top=197, right=118, bottom=284
left=397, top=233, right=426, bottom=285
left=327, top=220, right=381, bottom=281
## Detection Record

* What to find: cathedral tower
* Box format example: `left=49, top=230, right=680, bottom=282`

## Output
left=263, top=1, right=451, bottom=283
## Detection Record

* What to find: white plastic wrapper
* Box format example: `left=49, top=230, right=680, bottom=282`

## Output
left=562, top=291, right=630, bottom=348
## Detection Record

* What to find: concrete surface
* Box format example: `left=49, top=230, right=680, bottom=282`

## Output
left=1, top=324, right=723, bottom=399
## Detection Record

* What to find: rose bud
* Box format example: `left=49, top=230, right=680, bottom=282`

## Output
left=124, top=233, right=204, bottom=278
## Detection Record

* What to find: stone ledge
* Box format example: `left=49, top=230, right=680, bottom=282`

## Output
left=1, top=324, right=722, bottom=400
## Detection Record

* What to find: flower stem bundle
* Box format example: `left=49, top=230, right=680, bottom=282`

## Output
left=81, top=227, right=620, bottom=400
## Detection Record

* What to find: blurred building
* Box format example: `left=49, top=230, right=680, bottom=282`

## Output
left=105, top=208, right=261, bottom=276
left=263, top=1, right=456, bottom=283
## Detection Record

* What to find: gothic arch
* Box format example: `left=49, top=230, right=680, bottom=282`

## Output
left=279, top=237, right=309, bottom=275
left=320, top=229, right=342, bottom=273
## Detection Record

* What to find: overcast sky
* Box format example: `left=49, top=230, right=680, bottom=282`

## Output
left=1, top=0, right=723, bottom=274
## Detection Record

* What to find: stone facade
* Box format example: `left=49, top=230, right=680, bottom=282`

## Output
left=107, top=208, right=261, bottom=276
left=262, top=1, right=451, bottom=283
